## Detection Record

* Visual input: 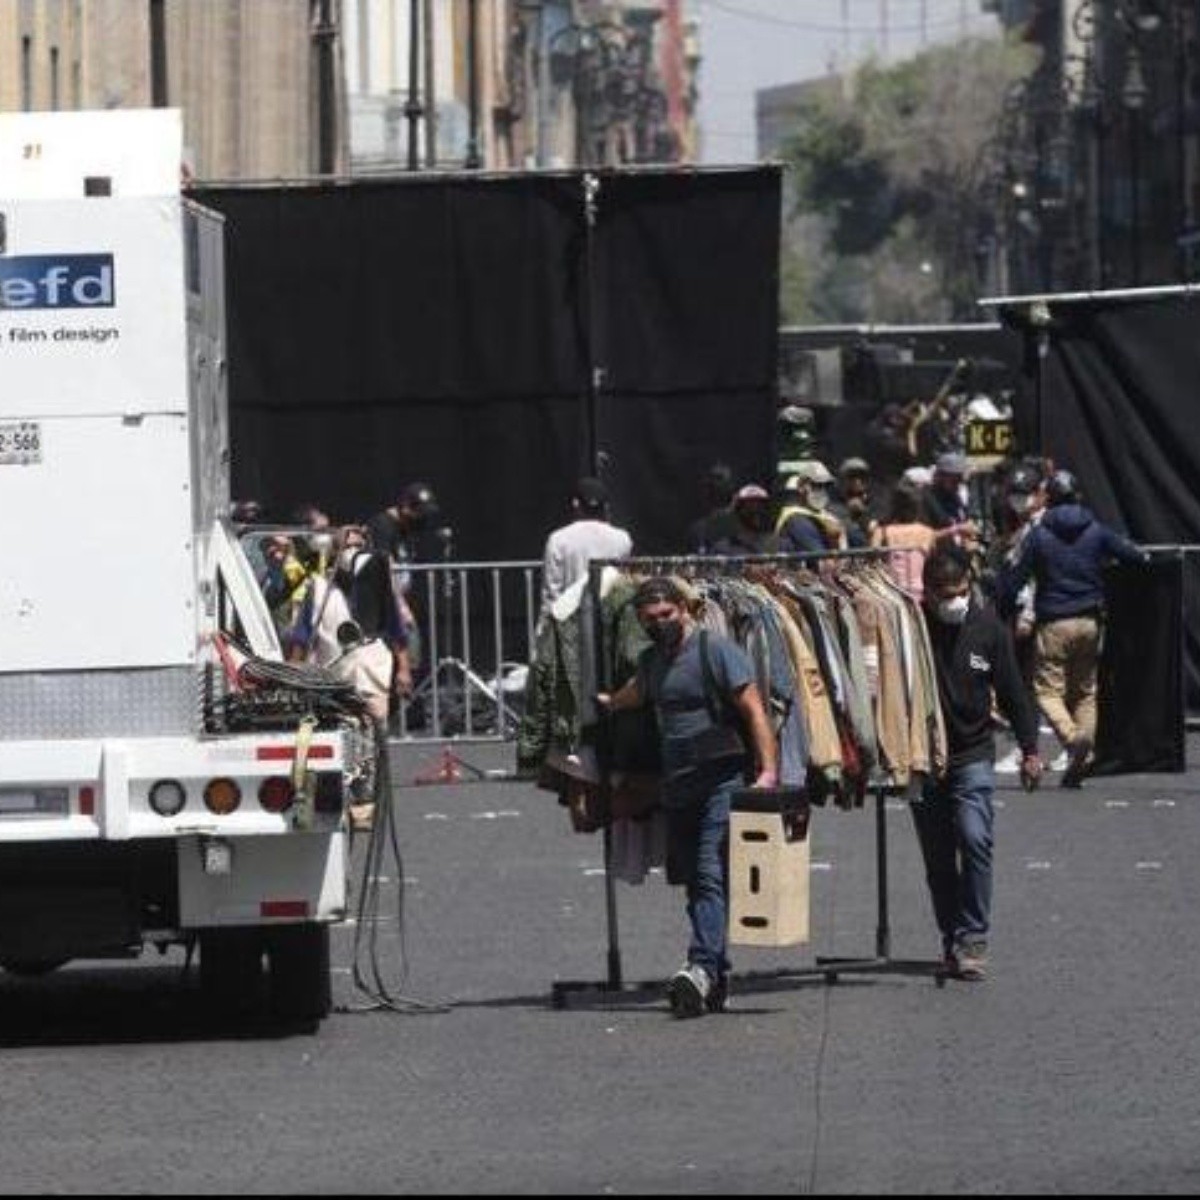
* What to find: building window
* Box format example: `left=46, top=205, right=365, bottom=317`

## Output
left=50, top=46, right=60, bottom=110
left=21, top=36, right=32, bottom=111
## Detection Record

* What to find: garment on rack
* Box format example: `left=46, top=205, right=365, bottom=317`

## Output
left=520, top=555, right=947, bottom=838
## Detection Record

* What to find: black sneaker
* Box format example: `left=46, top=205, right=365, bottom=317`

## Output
left=705, top=974, right=731, bottom=1014
left=1061, top=736, right=1093, bottom=789
left=667, top=964, right=710, bottom=1018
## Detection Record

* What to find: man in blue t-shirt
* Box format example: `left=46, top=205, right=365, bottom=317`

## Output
left=598, top=577, right=778, bottom=1018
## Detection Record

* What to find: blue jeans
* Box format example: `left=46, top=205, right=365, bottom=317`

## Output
left=910, top=759, right=995, bottom=953
left=664, top=769, right=740, bottom=981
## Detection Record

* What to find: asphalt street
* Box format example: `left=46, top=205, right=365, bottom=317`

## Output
left=0, top=739, right=1198, bottom=1194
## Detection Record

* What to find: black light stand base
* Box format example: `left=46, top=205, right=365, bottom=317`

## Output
left=551, top=979, right=665, bottom=1010
left=550, top=956, right=944, bottom=1009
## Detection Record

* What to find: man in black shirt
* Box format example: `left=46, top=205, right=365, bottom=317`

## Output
left=916, top=546, right=1043, bottom=981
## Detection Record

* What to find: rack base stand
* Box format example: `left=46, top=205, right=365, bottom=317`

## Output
left=550, top=785, right=942, bottom=1011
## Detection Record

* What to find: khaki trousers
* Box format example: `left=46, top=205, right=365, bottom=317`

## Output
left=1034, top=616, right=1101, bottom=747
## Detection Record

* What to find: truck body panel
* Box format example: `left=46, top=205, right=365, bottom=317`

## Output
left=0, top=111, right=366, bottom=1010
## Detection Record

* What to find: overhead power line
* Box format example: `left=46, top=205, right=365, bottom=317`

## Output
left=697, top=0, right=990, bottom=38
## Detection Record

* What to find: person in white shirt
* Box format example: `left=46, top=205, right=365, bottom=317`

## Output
left=539, top=477, right=633, bottom=617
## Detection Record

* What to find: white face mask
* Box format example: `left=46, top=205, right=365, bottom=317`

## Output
left=808, top=488, right=830, bottom=511
left=338, top=548, right=361, bottom=573
left=935, top=595, right=970, bottom=625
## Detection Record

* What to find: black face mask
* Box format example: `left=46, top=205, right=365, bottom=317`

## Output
left=742, top=507, right=774, bottom=533
left=645, top=619, right=685, bottom=653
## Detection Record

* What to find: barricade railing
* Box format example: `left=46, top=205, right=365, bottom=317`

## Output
left=393, top=560, right=543, bottom=743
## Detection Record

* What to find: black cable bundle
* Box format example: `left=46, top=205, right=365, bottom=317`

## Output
left=342, top=735, right=451, bottom=1016
left=236, top=657, right=366, bottom=711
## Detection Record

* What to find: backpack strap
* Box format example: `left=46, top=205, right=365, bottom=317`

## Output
left=698, top=629, right=726, bottom=727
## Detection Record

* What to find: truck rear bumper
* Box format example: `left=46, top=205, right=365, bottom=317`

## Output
left=0, top=734, right=349, bottom=841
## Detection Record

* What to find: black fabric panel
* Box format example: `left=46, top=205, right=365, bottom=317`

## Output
left=198, top=177, right=587, bottom=406
left=196, top=169, right=781, bottom=563
left=1092, top=558, right=1185, bottom=775
left=1012, top=295, right=1200, bottom=712
left=231, top=398, right=585, bottom=563
left=597, top=391, right=778, bottom=555
left=595, top=170, right=781, bottom=395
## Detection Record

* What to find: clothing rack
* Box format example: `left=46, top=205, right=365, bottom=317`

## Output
left=551, top=546, right=940, bottom=1010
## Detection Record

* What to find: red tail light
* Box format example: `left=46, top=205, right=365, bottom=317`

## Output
left=258, top=776, right=295, bottom=814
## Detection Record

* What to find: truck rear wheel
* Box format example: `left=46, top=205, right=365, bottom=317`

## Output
left=199, top=929, right=266, bottom=1014
left=266, top=924, right=332, bottom=1023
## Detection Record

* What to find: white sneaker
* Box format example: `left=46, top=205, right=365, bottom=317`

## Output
left=994, top=747, right=1022, bottom=774
left=668, top=964, right=711, bottom=1018
left=1050, top=750, right=1069, bottom=772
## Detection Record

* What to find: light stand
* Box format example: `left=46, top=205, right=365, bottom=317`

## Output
left=408, top=527, right=523, bottom=743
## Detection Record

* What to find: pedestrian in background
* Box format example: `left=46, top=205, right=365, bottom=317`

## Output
left=539, top=477, right=633, bottom=616
left=687, top=462, right=739, bottom=554
left=871, top=482, right=974, bottom=601
left=923, top=452, right=971, bottom=531
left=999, top=469, right=1147, bottom=788
left=917, top=545, right=1043, bottom=982
left=710, top=484, right=781, bottom=556
left=830, top=457, right=879, bottom=548
left=368, top=482, right=443, bottom=572
left=775, top=460, right=845, bottom=553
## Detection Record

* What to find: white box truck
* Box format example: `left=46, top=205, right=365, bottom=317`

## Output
left=0, top=109, right=376, bottom=1023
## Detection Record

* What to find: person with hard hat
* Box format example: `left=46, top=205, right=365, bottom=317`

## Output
left=776, top=460, right=846, bottom=554
left=831, top=457, right=879, bottom=549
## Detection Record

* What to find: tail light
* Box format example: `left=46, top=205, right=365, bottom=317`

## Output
left=258, top=776, right=295, bottom=814
left=203, top=778, right=242, bottom=816
left=149, top=779, right=187, bottom=817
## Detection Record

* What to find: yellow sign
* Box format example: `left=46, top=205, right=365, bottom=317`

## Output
left=965, top=419, right=1015, bottom=458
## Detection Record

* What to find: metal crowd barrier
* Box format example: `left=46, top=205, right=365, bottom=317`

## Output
left=394, top=560, right=543, bottom=743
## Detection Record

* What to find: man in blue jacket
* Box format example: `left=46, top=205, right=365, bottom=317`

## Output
left=1000, top=470, right=1147, bottom=787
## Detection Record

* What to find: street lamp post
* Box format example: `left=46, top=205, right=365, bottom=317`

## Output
left=312, top=0, right=339, bottom=175
left=405, top=0, right=423, bottom=172
left=465, top=0, right=483, bottom=169
left=1123, top=43, right=1148, bottom=285
left=149, top=0, right=168, bottom=108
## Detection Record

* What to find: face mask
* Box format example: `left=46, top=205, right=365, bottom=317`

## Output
left=1008, top=494, right=1033, bottom=517
left=743, top=507, right=774, bottom=533
left=338, top=548, right=361, bottom=574
left=808, top=489, right=830, bottom=512
left=645, top=619, right=685, bottom=652
left=934, top=595, right=970, bottom=625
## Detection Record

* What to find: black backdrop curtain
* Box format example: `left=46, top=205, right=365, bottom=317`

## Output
left=1092, top=558, right=1185, bottom=775
left=194, top=169, right=781, bottom=562
left=1002, top=294, right=1197, bottom=770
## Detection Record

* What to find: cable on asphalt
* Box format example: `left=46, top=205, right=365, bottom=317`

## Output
left=339, top=734, right=453, bottom=1016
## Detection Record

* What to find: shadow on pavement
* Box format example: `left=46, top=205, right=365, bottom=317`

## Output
left=0, top=964, right=320, bottom=1048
